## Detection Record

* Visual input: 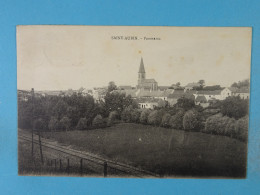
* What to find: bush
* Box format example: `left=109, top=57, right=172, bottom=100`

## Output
left=161, top=113, right=171, bottom=127
left=183, top=110, right=201, bottom=131
left=234, top=116, right=249, bottom=142
left=93, top=115, right=104, bottom=127
left=176, top=97, right=195, bottom=111
left=76, top=117, right=88, bottom=130
left=169, top=109, right=185, bottom=129
left=121, top=106, right=133, bottom=122
left=33, top=118, right=47, bottom=131
left=204, top=114, right=230, bottom=135
left=139, top=109, right=152, bottom=124
left=220, top=96, right=249, bottom=119
left=203, top=114, right=248, bottom=142
left=107, top=111, right=118, bottom=126
left=59, top=116, right=71, bottom=131
left=131, top=109, right=141, bottom=123
left=148, top=110, right=163, bottom=126
left=224, top=118, right=236, bottom=137
left=48, top=117, right=59, bottom=131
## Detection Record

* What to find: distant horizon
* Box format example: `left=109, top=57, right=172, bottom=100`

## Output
left=17, top=26, right=252, bottom=91
left=17, top=77, right=250, bottom=92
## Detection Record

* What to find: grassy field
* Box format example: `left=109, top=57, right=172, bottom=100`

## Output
left=39, top=123, right=247, bottom=178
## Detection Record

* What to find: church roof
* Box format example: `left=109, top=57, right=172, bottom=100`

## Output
left=142, top=79, right=157, bottom=83
left=138, top=57, right=145, bottom=73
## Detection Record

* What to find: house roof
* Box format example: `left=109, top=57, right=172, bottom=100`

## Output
left=228, top=87, right=249, bottom=93
left=138, top=57, right=145, bottom=73
left=137, top=90, right=163, bottom=97
left=235, top=87, right=250, bottom=93
left=185, top=82, right=201, bottom=88
left=118, top=85, right=132, bottom=90
left=124, top=89, right=138, bottom=97
left=111, top=89, right=137, bottom=98
left=158, top=86, right=170, bottom=90
left=168, top=90, right=195, bottom=100
left=197, top=90, right=222, bottom=95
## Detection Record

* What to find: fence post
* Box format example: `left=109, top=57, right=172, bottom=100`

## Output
left=80, top=159, right=83, bottom=175
left=38, top=131, right=44, bottom=165
left=59, top=159, right=62, bottom=171
left=104, top=162, right=107, bottom=177
left=67, top=159, right=70, bottom=174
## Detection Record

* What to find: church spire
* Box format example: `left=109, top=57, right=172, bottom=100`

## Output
left=138, top=57, right=145, bottom=73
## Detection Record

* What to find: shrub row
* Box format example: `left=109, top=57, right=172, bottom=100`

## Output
left=120, top=106, right=248, bottom=142
left=203, top=114, right=248, bottom=141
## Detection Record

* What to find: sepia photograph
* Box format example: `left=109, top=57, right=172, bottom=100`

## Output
left=17, top=25, right=251, bottom=178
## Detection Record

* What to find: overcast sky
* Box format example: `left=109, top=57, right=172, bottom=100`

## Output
left=17, top=26, right=252, bottom=91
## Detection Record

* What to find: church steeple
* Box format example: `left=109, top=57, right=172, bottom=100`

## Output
left=138, top=57, right=146, bottom=86
left=139, top=57, right=145, bottom=73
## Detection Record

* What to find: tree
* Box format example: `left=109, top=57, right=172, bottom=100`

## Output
left=158, top=99, right=167, bottom=108
left=161, top=113, right=171, bottom=127
left=93, top=114, right=104, bottom=127
left=76, top=118, right=88, bottom=130
left=139, top=109, right=151, bottom=124
left=131, top=109, right=141, bottom=123
left=220, top=96, right=248, bottom=119
left=183, top=110, right=201, bottom=131
left=198, top=79, right=205, bottom=87
left=60, top=116, right=71, bottom=131
left=121, top=106, right=133, bottom=122
left=33, top=118, right=46, bottom=131
left=204, top=114, right=232, bottom=135
left=147, top=110, right=162, bottom=126
left=235, top=116, right=248, bottom=142
left=175, top=97, right=195, bottom=111
left=108, top=81, right=117, bottom=93
left=176, top=82, right=181, bottom=87
left=107, top=111, right=118, bottom=126
left=53, top=99, right=68, bottom=120
left=169, top=109, right=185, bottom=129
left=231, top=79, right=250, bottom=89
left=105, top=92, right=137, bottom=116
left=48, top=117, right=59, bottom=131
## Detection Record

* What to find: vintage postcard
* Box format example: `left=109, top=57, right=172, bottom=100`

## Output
left=17, top=25, right=251, bottom=178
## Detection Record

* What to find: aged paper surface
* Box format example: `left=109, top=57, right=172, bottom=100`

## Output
left=17, top=26, right=251, bottom=178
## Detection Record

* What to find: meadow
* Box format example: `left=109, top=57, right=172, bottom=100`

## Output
left=40, top=123, right=247, bottom=178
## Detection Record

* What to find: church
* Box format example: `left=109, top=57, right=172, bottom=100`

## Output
left=137, top=58, right=158, bottom=91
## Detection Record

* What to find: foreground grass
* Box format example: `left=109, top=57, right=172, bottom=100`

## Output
left=39, top=123, right=247, bottom=178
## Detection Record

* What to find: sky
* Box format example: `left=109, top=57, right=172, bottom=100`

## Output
left=17, top=26, right=252, bottom=91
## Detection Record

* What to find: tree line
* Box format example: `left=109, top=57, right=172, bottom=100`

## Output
left=18, top=90, right=137, bottom=131
left=18, top=85, right=249, bottom=142
left=119, top=96, right=249, bottom=142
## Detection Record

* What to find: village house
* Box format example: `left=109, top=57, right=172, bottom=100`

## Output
left=184, top=82, right=201, bottom=91
left=92, top=87, right=107, bottom=102
left=193, top=87, right=237, bottom=101
left=230, top=87, right=250, bottom=99
left=195, top=95, right=209, bottom=108
left=167, top=89, right=195, bottom=106
left=138, top=101, right=158, bottom=109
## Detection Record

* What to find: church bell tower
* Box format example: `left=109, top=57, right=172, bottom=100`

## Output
left=138, top=57, right=146, bottom=86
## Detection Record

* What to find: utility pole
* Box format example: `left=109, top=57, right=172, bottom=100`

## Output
left=31, top=88, right=34, bottom=159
